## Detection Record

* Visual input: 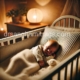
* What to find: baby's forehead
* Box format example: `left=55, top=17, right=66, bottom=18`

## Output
left=45, top=42, right=52, bottom=48
left=46, top=41, right=53, bottom=45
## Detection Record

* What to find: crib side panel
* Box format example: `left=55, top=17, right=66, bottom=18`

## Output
left=0, top=28, right=44, bottom=62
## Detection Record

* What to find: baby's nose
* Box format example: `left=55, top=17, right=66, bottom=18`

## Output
left=47, top=49, right=52, bottom=54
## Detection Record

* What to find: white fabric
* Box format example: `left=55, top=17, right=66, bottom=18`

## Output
left=31, top=45, right=44, bottom=61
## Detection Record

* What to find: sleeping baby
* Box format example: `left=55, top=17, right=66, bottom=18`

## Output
left=32, top=40, right=59, bottom=67
left=4, top=40, right=60, bottom=78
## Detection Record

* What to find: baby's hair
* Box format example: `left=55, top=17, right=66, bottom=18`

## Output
left=48, top=40, right=59, bottom=55
left=48, top=40, right=59, bottom=48
left=50, top=41, right=59, bottom=47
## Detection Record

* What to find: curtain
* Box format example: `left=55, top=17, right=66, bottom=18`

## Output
left=61, top=0, right=80, bottom=18
left=0, top=0, right=6, bottom=31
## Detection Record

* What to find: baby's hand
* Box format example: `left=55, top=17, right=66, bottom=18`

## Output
left=38, top=60, right=45, bottom=67
left=47, top=59, right=57, bottom=66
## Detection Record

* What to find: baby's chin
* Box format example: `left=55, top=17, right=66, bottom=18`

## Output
left=46, top=53, right=50, bottom=56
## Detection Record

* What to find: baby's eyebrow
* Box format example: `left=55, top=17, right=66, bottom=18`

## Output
left=46, top=47, right=50, bottom=49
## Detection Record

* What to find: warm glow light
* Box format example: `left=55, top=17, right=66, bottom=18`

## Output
left=35, top=0, right=51, bottom=6
left=27, top=8, right=43, bottom=23
left=0, top=28, right=4, bottom=31
left=33, top=15, right=37, bottom=19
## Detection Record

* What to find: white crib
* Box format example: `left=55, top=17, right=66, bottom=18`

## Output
left=0, top=15, right=80, bottom=80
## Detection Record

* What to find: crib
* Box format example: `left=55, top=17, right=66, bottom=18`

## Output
left=0, top=15, right=80, bottom=80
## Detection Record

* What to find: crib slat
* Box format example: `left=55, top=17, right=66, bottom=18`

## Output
left=70, top=61, right=73, bottom=80
left=7, top=40, right=10, bottom=45
left=13, top=39, right=16, bottom=44
left=68, top=18, right=70, bottom=27
left=64, top=19, right=66, bottom=27
left=74, top=19, right=76, bottom=28
left=58, top=71, right=60, bottom=80
left=58, top=21, right=60, bottom=26
left=75, top=56, right=79, bottom=80
left=21, top=36, right=24, bottom=40
left=64, top=66, right=67, bottom=80
left=27, top=33, right=30, bottom=38
left=1, top=42, right=4, bottom=46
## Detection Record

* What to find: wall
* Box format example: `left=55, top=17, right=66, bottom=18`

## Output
left=5, top=0, right=66, bottom=25
left=5, top=0, right=27, bottom=12
left=25, top=0, right=66, bottom=24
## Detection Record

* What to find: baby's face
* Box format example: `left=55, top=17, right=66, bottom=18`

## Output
left=43, top=41, right=57, bottom=56
left=43, top=46, right=57, bottom=56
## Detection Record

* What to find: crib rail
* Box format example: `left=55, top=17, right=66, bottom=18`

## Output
left=0, top=28, right=44, bottom=46
left=51, top=15, right=80, bottom=28
left=40, top=49, right=80, bottom=80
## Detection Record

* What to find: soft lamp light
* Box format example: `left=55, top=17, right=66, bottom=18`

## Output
left=0, top=28, right=4, bottom=31
left=27, top=8, right=43, bottom=24
left=35, top=0, right=51, bottom=6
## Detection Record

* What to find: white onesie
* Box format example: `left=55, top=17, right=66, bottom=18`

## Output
left=31, top=45, right=54, bottom=62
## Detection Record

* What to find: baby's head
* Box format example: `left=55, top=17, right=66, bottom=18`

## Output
left=43, top=40, right=59, bottom=56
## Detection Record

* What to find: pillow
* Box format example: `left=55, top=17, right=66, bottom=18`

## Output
left=40, top=26, right=62, bottom=45
left=40, top=27, right=80, bottom=61
left=57, top=31, right=80, bottom=60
